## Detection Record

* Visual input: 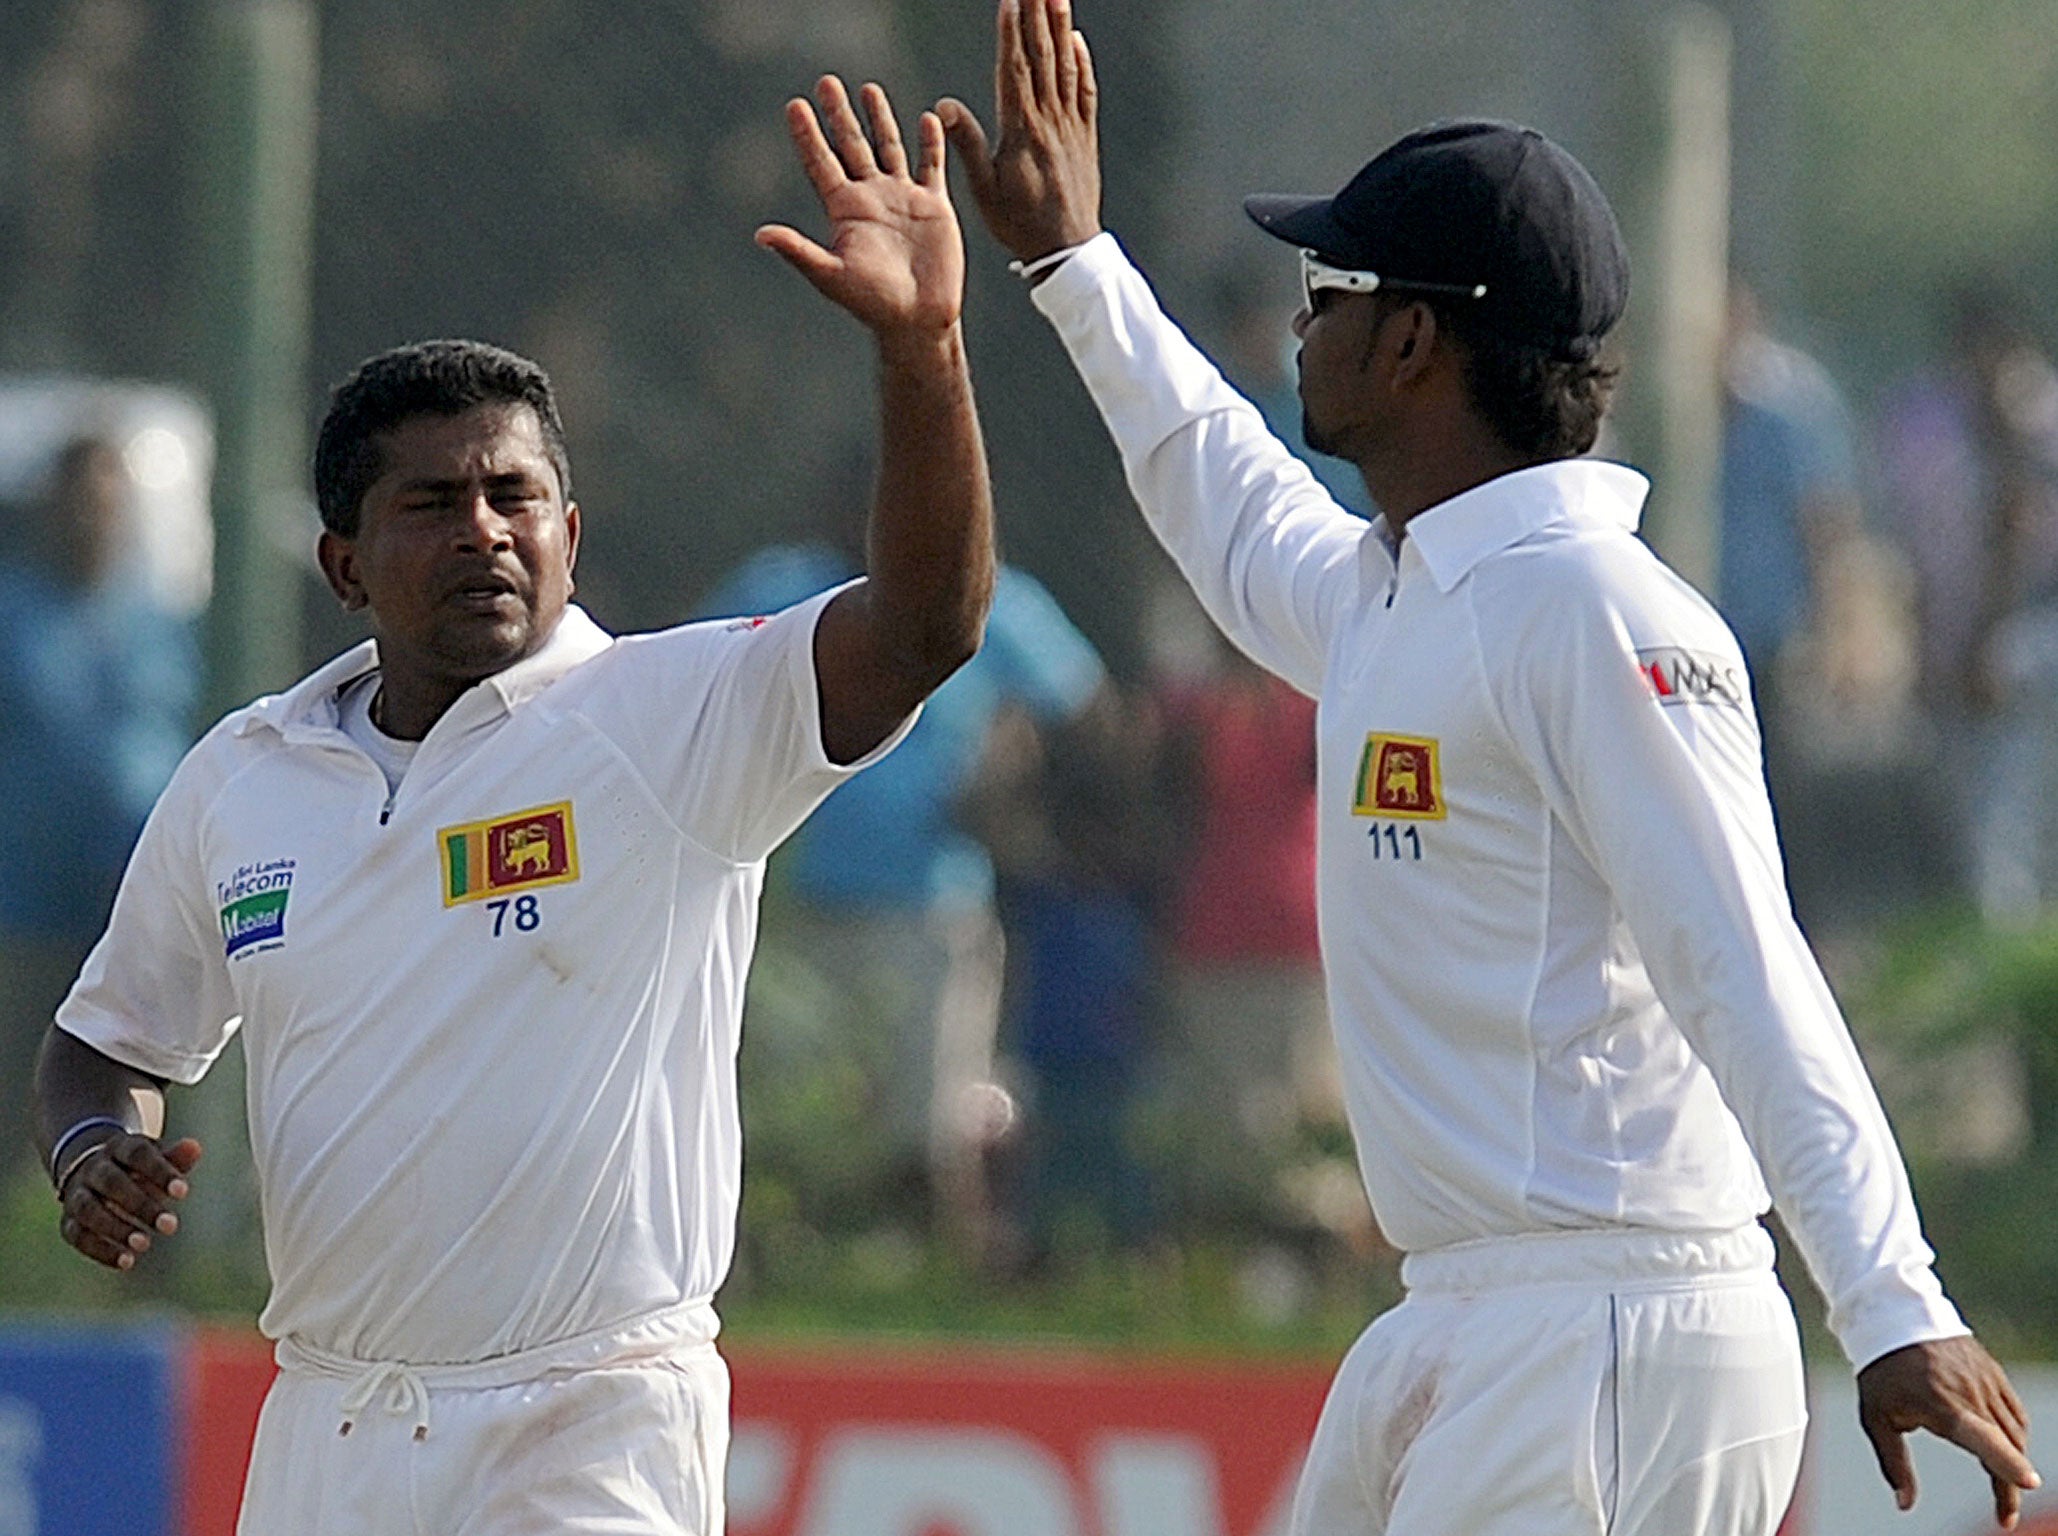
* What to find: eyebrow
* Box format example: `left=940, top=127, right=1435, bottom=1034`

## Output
left=394, top=470, right=550, bottom=495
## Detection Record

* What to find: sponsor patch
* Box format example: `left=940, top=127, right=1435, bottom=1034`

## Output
left=439, top=801, right=580, bottom=906
left=1352, top=734, right=1446, bottom=819
left=1637, top=647, right=1745, bottom=708
left=218, top=858, right=297, bottom=959
left=724, top=615, right=770, bottom=632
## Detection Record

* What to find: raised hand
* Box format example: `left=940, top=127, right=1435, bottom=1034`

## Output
left=58, top=1133, right=201, bottom=1271
left=938, top=0, right=1102, bottom=265
left=757, top=77, right=963, bottom=340
left=1858, top=1335, right=2040, bottom=1528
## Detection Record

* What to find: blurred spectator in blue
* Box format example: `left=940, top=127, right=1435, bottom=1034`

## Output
left=1718, top=279, right=1864, bottom=698
left=699, top=494, right=1104, bottom=1256
left=961, top=689, right=1170, bottom=1271
left=1879, top=292, right=2058, bottom=919
left=0, top=433, right=198, bottom=1174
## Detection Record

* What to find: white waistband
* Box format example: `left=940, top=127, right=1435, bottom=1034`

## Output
left=274, top=1298, right=720, bottom=1391
left=1400, top=1224, right=1776, bottom=1296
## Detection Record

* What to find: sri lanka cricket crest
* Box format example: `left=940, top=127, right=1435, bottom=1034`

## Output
left=1352, top=734, right=1446, bottom=819
left=438, top=801, right=580, bottom=905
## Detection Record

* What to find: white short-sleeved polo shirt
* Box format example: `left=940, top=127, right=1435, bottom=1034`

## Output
left=57, top=592, right=905, bottom=1365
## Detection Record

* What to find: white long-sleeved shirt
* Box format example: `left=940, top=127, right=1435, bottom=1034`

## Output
left=1034, top=232, right=1964, bottom=1370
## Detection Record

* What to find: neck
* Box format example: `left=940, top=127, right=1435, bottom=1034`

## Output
left=1356, top=431, right=1546, bottom=535
left=370, top=678, right=461, bottom=742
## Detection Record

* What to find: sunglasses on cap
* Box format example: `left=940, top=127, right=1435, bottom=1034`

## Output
left=1299, top=250, right=1489, bottom=312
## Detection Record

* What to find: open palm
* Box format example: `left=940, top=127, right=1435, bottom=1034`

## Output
left=759, top=77, right=964, bottom=336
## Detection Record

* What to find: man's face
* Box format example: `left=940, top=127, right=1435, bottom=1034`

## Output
left=319, top=403, right=579, bottom=697
left=1293, top=289, right=1383, bottom=460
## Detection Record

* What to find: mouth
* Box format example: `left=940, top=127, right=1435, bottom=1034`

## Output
left=444, top=571, right=525, bottom=612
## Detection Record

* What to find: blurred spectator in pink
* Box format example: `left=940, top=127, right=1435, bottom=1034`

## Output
left=1155, top=606, right=1343, bottom=1236
left=1878, top=291, right=2058, bottom=919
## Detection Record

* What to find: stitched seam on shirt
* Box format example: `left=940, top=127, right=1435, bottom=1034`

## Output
left=1461, top=574, right=1553, bottom=1213
left=561, top=704, right=736, bottom=869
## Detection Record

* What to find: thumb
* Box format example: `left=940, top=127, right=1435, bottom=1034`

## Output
left=755, top=225, right=841, bottom=294
left=164, top=1137, right=203, bottom=1175
left=1865, top=1421, right=1918, bottom=1511
left=936, top=98, right=996, bottom=201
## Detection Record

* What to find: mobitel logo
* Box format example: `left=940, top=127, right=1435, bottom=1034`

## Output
left=1636, top=647, right=1745, bottom=709
left=217, top=859, right=296, bottom=959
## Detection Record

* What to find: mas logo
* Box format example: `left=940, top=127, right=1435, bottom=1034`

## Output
left=218, top=859, right=297, bottom=959
left=1637, top=647, right=1745, bottom=709
left=438, top=801, right=579, bottom=906
left=1352, top=734, right=1446, bottom=819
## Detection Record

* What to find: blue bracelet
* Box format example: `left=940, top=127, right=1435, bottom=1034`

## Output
left=48, top=1116, right=129, bottom=1191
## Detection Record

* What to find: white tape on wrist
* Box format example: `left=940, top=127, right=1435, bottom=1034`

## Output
left=1007, top=243, right=1086, bottom=281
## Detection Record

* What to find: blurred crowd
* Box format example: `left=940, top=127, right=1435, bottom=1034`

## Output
left=8, top=270, right=2058, bottom=1300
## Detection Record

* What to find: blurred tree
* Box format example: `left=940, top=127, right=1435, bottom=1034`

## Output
left=1788, top=0, right=2058, bottom=382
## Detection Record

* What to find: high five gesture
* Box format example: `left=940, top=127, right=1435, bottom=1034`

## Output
left=758, top=76, right=964, bottom=340
left=939, top=0, right=1103, bottom=267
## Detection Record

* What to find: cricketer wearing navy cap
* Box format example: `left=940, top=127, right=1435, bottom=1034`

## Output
left=1243, top=117, right=1629, bottom=360
left=941, top=2, right=2038, bottom=1533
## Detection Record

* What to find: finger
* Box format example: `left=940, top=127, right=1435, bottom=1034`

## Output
left=815, top=75, right=878, bottom=180
left=1865, top=1421, right=1918, bottom=1511
left=1051, top=0, right=1079, bottom=106
left=1074, top=31, right=1097, bottom=123
left=112, top=1133, right=193, bottom=1200
left=937, top=98, right=996, bottom=204
left=79, top=1157, right=168, bottom=1233
left=1995, top=1469, right=2021, bottom=1530
left=1944, top=1410, right=2042, bottom=1500
left=164, top=1136, right=202, bottom=1195
left=861, top=82, right=908, bottom=178
left=755, top=224, right=844, bottom=292
left=782, top=96, right=848, bottom=198
left=66, top=1188, right=152, bottom=1252
left=915, top=110, right=948, bottom=192
left=996, top=0, right=1032, bottom=125
left=1022, top=0, right=1060, bottom=106
left=60, top=1208, right=137, bottom=1270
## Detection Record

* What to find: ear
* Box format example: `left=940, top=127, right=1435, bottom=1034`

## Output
left=563, top=501, right=581, bottom=595
left=1388, top=303, right=1440, bottom=386
left=317, top=529, right=369, bottom=612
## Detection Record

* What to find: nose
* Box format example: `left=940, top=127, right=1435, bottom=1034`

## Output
left=455, top=491, right=514, bottom=552
left=1291, top=306, right=1313, bottom=340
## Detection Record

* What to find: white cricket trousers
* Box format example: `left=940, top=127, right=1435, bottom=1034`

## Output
left=1291, top=1224, right=1807, bottom=1536
left=237, top=1303, right=729, bottom=1536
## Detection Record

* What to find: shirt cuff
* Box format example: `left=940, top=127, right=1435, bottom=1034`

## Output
left=1026, top=230, right=1129, bottom=319
left=1837, top=1272, right=1970, bottom=1373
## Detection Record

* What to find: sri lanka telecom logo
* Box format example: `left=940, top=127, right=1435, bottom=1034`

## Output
left=218, top=859, right=297, bottom=959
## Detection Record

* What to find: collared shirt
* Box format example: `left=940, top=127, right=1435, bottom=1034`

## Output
left=57, top=593, right=908, bottom=1365
left=1034, top=231, right=1965, bottom=1370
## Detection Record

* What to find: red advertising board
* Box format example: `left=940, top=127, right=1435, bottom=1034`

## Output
left=179, top=1329, right=1821, bottom=1536
left=179, top=1331, right=1325, bottom=1536
left=727, top=1345, right=1326, bottom=1536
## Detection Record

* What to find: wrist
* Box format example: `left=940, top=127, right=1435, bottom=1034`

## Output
left=1008, top=228, right=1103, bottom=284
left=49, top=1115, right=130, bottom=1195
left=873, top=319, right=966, bottom=371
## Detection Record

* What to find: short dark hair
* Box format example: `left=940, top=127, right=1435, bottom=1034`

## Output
left=1381, top=293, right=1620, bottom=460
left=312, top=339, right=572, bottom=537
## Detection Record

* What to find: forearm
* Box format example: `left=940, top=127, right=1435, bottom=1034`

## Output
left=865, top=321, right=995, bottom=685
left=33, top=1026, right=166, bottom=1180
left=1031, top=233, right=1361, bottom=693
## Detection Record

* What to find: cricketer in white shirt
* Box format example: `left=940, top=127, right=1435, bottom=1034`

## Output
left=932, top=2, right=2034, bottom=1529
left=35, top=73, right=992, bottom=1536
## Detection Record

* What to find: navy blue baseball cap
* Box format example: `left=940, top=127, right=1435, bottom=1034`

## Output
left=1245, top=119, right=1629, bottom=360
